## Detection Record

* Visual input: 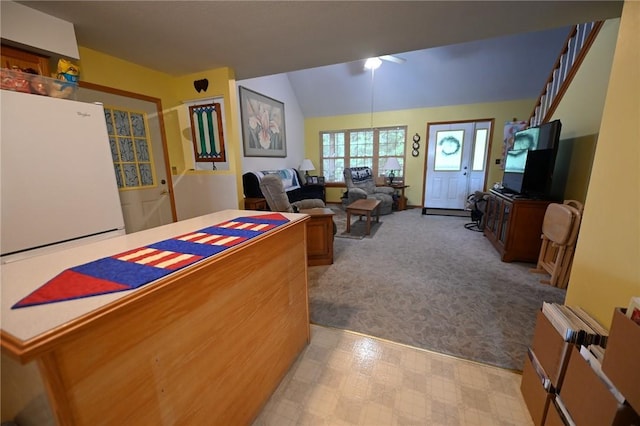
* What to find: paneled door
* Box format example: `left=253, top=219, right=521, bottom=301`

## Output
left=77, top=83, right=176, bottom=233
left=423, top=120, right=492, bottom=210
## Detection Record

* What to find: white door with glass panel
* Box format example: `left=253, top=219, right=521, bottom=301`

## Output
left=423, top=121, right=491, bottom=210
left=77, top=87, right=175, bottom=233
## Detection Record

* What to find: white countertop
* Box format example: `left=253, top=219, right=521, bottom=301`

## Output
left=1, top=210, right=305, bottom=343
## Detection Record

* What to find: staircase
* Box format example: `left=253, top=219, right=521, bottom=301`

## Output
left=528, top=21, right=604, bottom=127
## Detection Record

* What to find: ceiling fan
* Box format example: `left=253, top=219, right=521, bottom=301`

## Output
left=364, top=54, right=406, bottom=70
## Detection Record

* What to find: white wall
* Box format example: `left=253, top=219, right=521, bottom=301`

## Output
left=173, top=173, right=238, bottom=221
left=237, top=73, right=306, bottom=173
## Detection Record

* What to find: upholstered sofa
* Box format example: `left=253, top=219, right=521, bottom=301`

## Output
left=242, top=168, right=324, bottom=204
left=343, top=167, right=395, bottom=215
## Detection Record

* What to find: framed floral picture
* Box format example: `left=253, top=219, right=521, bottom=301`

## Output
left=239, top=86, right=286, bottom=157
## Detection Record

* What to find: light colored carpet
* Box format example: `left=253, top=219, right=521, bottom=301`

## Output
left=308, top=206, right=566, bottom=371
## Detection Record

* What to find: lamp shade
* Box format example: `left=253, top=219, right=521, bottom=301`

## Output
left=299, top=159, right=315, bottom=172
left=383, top=157, right=401, bottom=171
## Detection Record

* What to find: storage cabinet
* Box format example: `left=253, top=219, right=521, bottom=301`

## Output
left=1, top=45, right=51, bottom=76
left=483, top=189, right=552, bottom=263
left=302, top=207, right=335, bottom=266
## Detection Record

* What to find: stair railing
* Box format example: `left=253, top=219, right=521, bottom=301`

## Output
left=528, top=21, right=604, bottom=127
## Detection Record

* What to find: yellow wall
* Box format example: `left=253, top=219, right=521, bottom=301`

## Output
left=77, top=47, right=245, bottom=208
left=565, top=1, right=640, bottom=326
left=77, top=47, right=186, bottom=170
left=304, top=99, right=535, bottom=204
left=556, top=134, right=598, bottom=203
left=171, top=68, right=244, bottom=206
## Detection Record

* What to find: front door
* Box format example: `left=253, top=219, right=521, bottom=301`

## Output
left=423, top=120, right=492, bottom=210
left=77, top=84, right=176, bottom=233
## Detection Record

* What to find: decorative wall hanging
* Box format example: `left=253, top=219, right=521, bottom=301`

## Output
left=188, top=102, right=226, bottom=165
left=239, top=86, right=286, bottom=157
left=412, top=133, right=421, bottom=157
left=193, top=79, right=209, bottom=93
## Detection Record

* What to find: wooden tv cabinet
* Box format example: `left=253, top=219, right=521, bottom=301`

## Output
left=483, top=189, right=552, bottom=263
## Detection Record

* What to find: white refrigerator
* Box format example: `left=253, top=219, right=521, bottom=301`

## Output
left=1, top=89, right=125, bottom=261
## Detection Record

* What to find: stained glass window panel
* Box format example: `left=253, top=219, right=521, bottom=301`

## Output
left=123, top=164, right=140, bottom=187
left=139, top=164, right=153, bottom=185
left=135, top=139, right=150, bottom=161
left=114, top=110, right=131, bottom=136
left=188, top=103, right=226, bottom=163
left=131, top=113, right=146, bottom=137
left=119, top=138, right=135, bottom=162
left=104, top=106, right=156, bottom=190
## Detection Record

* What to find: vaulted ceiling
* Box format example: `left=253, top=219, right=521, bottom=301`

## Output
left=12, top=1, right=623, bottom=117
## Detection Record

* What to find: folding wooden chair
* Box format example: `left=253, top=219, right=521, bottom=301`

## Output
left=530, top=200, right=583, bottom=288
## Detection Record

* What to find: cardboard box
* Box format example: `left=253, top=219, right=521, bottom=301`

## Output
left=602, top=307, right=640, bottom=414
left=521, top=355, right=553, bottom=426
left=544, top=399, right=567, bottom=426
left=561, top=346, right=639, bottom=426
left=530, top=310, right=572, bottom=389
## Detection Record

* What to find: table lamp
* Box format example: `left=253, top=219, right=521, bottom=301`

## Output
left=299, top=159, right=315, bottom=181
left=384, top=157, right=401, bottom=185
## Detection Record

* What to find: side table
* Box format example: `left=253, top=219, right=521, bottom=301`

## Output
left=244, top=197, right=268, bottom=211
left=390, top=184, right=409, bottom=210
left=299, top=207, right=335, bottom=266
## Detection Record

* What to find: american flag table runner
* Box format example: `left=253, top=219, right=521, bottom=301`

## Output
left=12, top=213, right=289, bottom=309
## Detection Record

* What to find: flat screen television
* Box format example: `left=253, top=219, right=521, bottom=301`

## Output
left=502, top=148, right=555, bottom=197
left=502, top=149, right=528, bottom=194
left=521, top=149, right=555, bottom=197
left=537, top=119, right=562, bottom=150
left=502, top=119, right=564, bottom=198
left=512, top=119, right=562, bottom=151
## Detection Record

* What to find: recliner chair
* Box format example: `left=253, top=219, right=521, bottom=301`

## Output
left=259, top=174, right=337, bottom=235
left=343, top=167, right=394, bottom=215
left=259, top=174, right=325, bottom=213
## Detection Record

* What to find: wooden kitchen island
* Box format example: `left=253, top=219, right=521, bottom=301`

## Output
left=1, top=210, right=310, bottom=425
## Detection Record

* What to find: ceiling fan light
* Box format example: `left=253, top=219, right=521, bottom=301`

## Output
left=364, top=57, right=382, bottom=70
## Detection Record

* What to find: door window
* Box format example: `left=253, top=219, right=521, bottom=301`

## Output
left=434, top=130, right=464, bottom=171
left=104, top=106, right=156, bottom=190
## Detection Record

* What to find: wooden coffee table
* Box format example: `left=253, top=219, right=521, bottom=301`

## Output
left=345, top=198, right=381, bottom=235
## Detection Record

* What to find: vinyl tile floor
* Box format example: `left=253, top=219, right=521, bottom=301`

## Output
left=253, top=325, right=533, bottom=426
